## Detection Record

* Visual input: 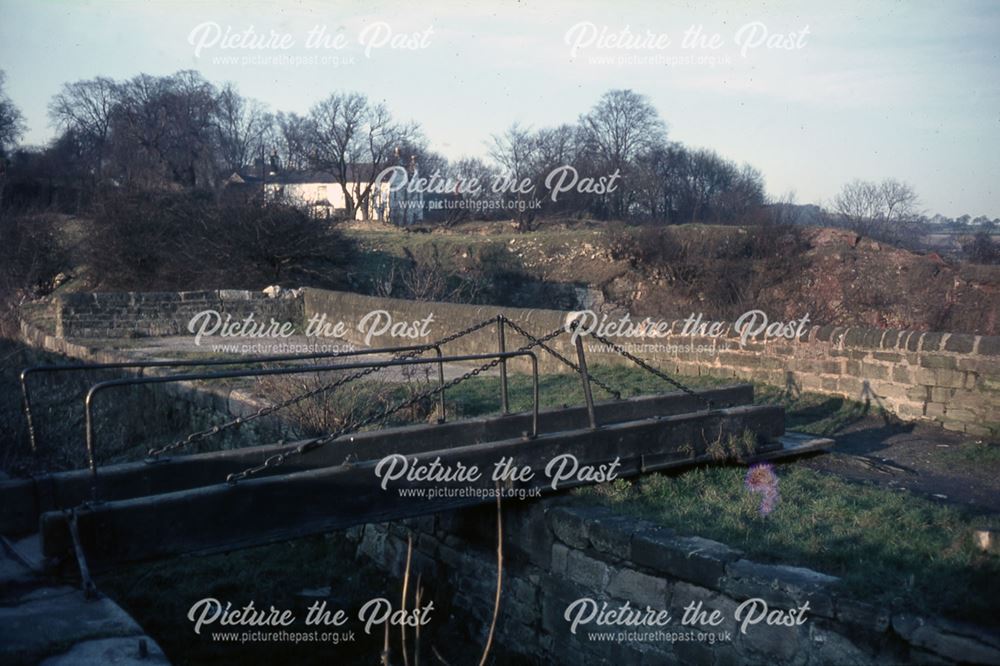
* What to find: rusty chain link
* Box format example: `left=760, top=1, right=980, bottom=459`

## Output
left=145, top=317, right=499, bottom=459
left=152, top=309, right=708, bottom=486
left=501, top=317, right=622, bottom=400
left=586, top=330, right=713, bottom=409
left=225, top=323, right=567, bottom=485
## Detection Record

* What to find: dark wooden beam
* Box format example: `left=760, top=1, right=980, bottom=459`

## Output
left=1, top=385, right=756, bottom=535
left=40, top=404, right=784, bottom=568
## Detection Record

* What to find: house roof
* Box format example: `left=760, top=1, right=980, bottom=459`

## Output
left=230, top=164, right=383, bottom=185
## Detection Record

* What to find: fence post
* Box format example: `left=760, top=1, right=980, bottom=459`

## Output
left=574, top=331, right=597, bottom=429
left=497, top=315, right=509, bottom=414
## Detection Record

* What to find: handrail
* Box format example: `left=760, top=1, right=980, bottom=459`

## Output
left=20, top=343, right=446, bottom=454
left=82, top=350, right=540, bottom=499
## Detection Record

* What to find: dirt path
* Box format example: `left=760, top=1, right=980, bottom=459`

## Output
left=797, top=414, right=1000, bottom=514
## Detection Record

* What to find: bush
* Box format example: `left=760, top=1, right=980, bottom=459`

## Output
left=0, top=210, right=67, bottom=337
left=85, top=190, right=354, bottom=290
left=964, top=232, right=1000, bottom=264
left=603, top=222, right=809, bottom=317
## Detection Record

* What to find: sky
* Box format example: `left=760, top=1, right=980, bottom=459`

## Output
left=0, top=0, right=998, bottom=218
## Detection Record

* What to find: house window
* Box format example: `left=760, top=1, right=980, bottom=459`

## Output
left=317, top=185, right=327, bottom=202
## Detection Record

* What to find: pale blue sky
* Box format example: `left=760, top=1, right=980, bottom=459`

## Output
left=1, top=0, right=997, bottom=217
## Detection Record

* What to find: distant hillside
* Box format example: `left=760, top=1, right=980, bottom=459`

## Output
left=34, top=215, right=1000, bottom=336
left=343, top=220, right=1000, bottom=335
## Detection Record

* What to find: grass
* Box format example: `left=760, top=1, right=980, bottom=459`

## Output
left=753, top=384, right=880, bottom=436
left=441, top=365, right=1000, bottom=624
left=942, top=440, right=1000, bottom=466
left=441, top=363, right=727, bottom=418
left=573, top=464, right=1000, bottom=625
left=438, top=363, right=874, bottom=435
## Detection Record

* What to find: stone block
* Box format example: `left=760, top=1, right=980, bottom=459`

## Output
left=892, top=614, right=1000, bottom=665
left=920, top=332, right=944, bottom=352
left=606, top=567, right=670, bottom=609
left=723, top=560, right=839, bottom=619
left=934, top=369, right=968, bottom=389
left=892, top=366, right=912, bottom=384
left=0, top=587, right=146, bottom=665
left=551, top=542, right=570, bottom=575
left=843, top=328, right=866, bottom=348
left=944, top=334, right=975, bottom=353
left=631, top=530, right=740, bottom=590
left=835, top=598, right=890, bottom=633
left=860, top=363, right=890, bottom=380
left=40, top=637, right=170, bottom=666
left=920, top=355, right=957, bottom=371
left=539, top=577, right=601, bottom=644
left=736, top=619, right=802, bottom=663
left=804, top=625, right=876, bottom=665
left=504, top=502, right=554, bottom=569
left=587, top=515, right=637, bottom=557
left=565, top=549, right=611, bottom=591
left=548, top=505, right=610, bottom=550
left=929, top=386, right=957, bottom=402
left=978, top=336, right=1000, bottom=356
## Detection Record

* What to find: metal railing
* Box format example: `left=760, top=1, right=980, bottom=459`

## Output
left=19, top=343, right=447, bottom=455
left=81, top=351, right=539, bottom=499
left=20, top=313, right=712, bottom=499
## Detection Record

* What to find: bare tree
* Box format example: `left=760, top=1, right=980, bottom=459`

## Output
left=490, top=123, right=539, bottom=229
left=530, top=124, right=584, bottom=216
left=436, top=156, right=500, bottom=226
left=833, top=178, right=921, bottom=242
left=274, top=111, right=312, bottom=172
left=578, top=89, right=667, bottom=218
left=0, top=70, right=26, bottom=159
left=112, top=71, right=219, bottom=189
left=47, top=76, right=118, bottom=185
left=304, top=92, right=420, bottom=220
left=0, top=70, right=26, bottom=205
left=214, top=83, right=273, bottom=175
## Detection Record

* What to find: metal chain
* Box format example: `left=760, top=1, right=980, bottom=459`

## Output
left=146, top=317, right=499, bottom=459
left=225, top=323, right=567, bottom=485
left=501, top=317, right=622, bottom=399
left=586, top=330, right=713, bottom=409
left=430, top=316, right=497, bottom=347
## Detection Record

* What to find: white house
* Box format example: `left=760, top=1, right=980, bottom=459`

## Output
left=226, top=155, right=424, bottom=225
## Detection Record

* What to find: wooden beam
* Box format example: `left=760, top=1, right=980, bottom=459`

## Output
left=40, top=404, right=784, bottom=568
left=1, top=385, right=755, bottom=534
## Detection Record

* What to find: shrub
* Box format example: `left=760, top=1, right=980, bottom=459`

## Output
left=0, top=210, right=66, bottom=337
left=964, top=232, right=1000, bottom=264
left=85, top=190, right=354, bottom=290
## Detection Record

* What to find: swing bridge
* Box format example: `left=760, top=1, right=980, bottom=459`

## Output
left=0, top=314, right=830, bottom=593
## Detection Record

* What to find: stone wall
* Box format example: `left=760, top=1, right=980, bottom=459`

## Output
left=54, top=289, right=303, bottom=338
left=352, top=501, right=1000, bottom=665
left=18, top=316, right=295, bottom=470
left=302, top=289, right=1000, bottom=439
left=34, top=288, right=1000, bottom=439
left=302, top=287, right=572, bottom=371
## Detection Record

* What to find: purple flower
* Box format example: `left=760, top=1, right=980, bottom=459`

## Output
left=745, top=463, right=780, bottom=517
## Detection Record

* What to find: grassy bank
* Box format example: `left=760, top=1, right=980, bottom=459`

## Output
left=446, top=367, right=1000, bottom=624
left=573, top=464, right=1000, bottom=625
